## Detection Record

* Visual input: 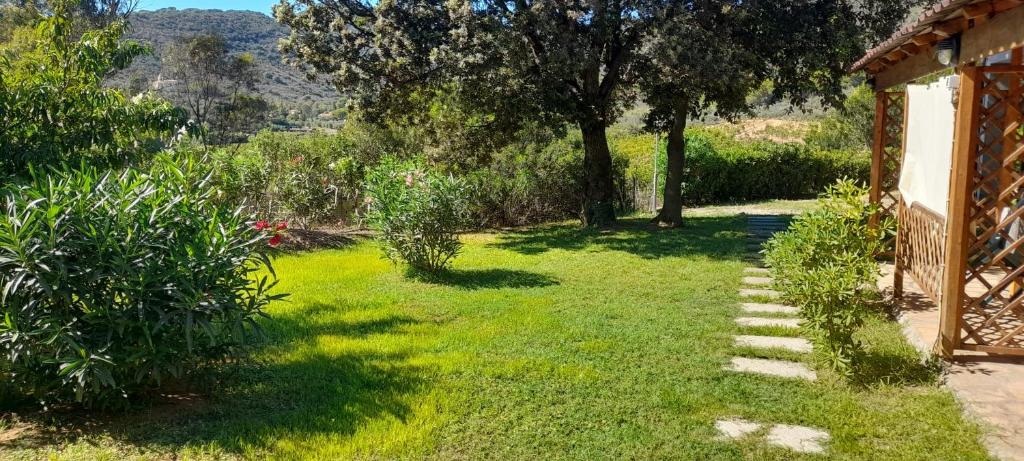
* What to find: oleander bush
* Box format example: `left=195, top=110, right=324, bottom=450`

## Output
left=366, top=157, right=470, bottom=273
left=763, top=180, right=893, bottom=376
left=211, top=130, right=365, bottom=227
left=0, top=153, right=284, bottom=408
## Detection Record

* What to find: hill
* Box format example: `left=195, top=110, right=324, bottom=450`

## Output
left=111, top=8, right=340, bottom=109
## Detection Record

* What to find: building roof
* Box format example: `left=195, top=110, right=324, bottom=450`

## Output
left=851, top=0, right=1021, bottom=73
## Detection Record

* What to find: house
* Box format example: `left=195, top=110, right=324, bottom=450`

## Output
left=853, top=0, right=1024, bottom=357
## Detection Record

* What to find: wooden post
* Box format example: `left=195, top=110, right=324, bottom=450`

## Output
left=651, top=133, right=659, bottom=214
left=892, top=92, right=912, bottom=297
left=869, top=92, right=887, bottom=228
left=894, top=199, right=905, bottom=299
left=1006, top=49, right=1022, bottom=298
left=937, top=65, right=982, bottom=357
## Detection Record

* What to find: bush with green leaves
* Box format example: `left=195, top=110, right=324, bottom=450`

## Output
left=0, top=154, right=284, bottom=408
left=682, top=129, right=870, bottom=205
left=467, top=132, right=585, bottom=226
left=365, top=158, right=470, bottom=273
left=0, top=0, right=190, bottom=178
left=211, top=130, right=364, bottom=227
left=805, top=84, right=875, bottom=151
left=763, top=180, right=893, bottom=376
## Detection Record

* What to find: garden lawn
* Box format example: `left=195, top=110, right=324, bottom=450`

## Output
left=2, top=216, right=991, bottom=460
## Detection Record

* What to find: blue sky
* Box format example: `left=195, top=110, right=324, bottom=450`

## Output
left=136, top=0, right=277, bottom=16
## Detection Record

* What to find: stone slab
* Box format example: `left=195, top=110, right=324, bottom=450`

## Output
left=715, top=418, right=762, bottom=440
left=735, top=335, right=813, bottom=353
left=736, top=317, right=801, bottom=328
left=726, top=357, right=817, bottom=381
left=744, top=267, right=770, bottom=274
left=742, top=276, right=772, bottom=286
left=739, top=288, right=780, bottom=298
left=741, top=303, right=799, bottom=315
left=765, top=424, right=830, bottom=454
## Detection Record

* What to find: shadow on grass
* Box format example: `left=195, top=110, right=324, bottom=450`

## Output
left=850, top=346, right=943, bottom=387
left=407, top=268, right=559, bottom=290
left=490, top=216, right=748, bottom=260
left=1, top=309, right=430, bottom=457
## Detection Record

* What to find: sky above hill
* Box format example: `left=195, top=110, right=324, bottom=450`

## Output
left=137, top=0, right=276, bottom=15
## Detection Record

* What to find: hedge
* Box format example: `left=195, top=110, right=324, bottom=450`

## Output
left=682, top=128, right=870, bottom=205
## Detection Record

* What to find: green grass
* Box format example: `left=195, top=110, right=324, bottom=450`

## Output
left=1, top=217, right=991, bottom=460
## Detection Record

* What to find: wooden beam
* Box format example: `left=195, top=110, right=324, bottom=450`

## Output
left=912, top=32, right=941, bottom=47
left=866, top=61, right=887, bottom=73
left=875, top=51, right=945, bottom=90
left=994, top=0, right=1024, bottom=13
left=884, top=49, right=908, bottom=63
left=934, top=19, right=965, bottom=37
left=872, top=4, right=1024, bottom=90
left=960, top=5, right=1024, bottom=64
left=964, top=2, right=994, bottom=18
left=937, top=66, right=982, bottom=358
left=901, top=43, right=922, bottom=55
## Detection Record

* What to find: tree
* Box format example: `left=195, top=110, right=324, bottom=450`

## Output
left=0, top=0, right=189, bottom=177
left=162, top=34, right=265, bottom=143
left=640, top=0, right=923, bottom=227
left=276, top=0, right=659, bottom=225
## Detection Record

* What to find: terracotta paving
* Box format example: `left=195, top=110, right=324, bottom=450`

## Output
left=879, top=264, right=1024, bottom=461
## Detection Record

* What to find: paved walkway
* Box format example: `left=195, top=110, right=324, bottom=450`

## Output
left=879, top=264, right=1024, bottom=461
left=717, top=215, right=829, bottom=454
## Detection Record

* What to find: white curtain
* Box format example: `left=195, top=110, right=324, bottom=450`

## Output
left=899, top=76, right=957, bottom=218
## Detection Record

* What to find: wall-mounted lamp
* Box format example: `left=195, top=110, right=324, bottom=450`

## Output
left=935, top=35, right=961, bottom=67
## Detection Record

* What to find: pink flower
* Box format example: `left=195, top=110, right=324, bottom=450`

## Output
left=268, top=234, right=283, bottom=247
left=405, top=173, right=414, bottom=186
left=275, top=221, right=288, bottom=232
left=254, top=220, right=270, bottom=231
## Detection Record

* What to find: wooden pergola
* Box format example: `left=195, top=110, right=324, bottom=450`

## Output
left=854, top=0, right=1024, bottom=357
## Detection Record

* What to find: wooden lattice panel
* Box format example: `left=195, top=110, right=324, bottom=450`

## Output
left=959, top=66, right=1024, bottom=353
left=896, top=200, right=946, bottom=304
left=871, top=91, right=905, bottom=253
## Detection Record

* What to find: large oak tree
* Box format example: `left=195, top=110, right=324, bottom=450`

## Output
left=641, top=0, right=924, bottom=227
left=276, top=0, right=660, bottom=225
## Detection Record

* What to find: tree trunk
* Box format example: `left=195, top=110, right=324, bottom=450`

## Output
left=654, top=104, right=688, bottom=227
left=579, top=120, right=617, bottom=226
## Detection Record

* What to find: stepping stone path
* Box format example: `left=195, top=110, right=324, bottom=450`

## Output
left=715, top=417, right=830, bottom=454
left=735, top=335, right=813, bottom=353
left=741, top=303, right=799, bottom=315
left=717, top=215, right=831, bottom=453
left=727, top=357, right=817, bottom=380
left=766, top=424, right=831, bottom=454
left=735, top=317, right=801, bottom=328
left=739, top=288, right=780, bottom=298
left=742, top=276, right=772, bottom=286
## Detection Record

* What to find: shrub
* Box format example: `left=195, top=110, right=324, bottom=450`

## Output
left=682, top=128, right=870, bottom=205
left=763, top=180, right=893, bottom=376
left=0, top=154, right=284, bottom=408
left=805, top=85, right=875, bottom=151
left=211, top=130, right=364, bottom=227
left=366, top=158, right=470, bottom=273
left=467, top=133, right=584, bottom=226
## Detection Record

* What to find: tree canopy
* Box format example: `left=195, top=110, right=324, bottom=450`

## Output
left=275, top=0, right=921, bottom=225
left=0, top=0, right=189, bottom=177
